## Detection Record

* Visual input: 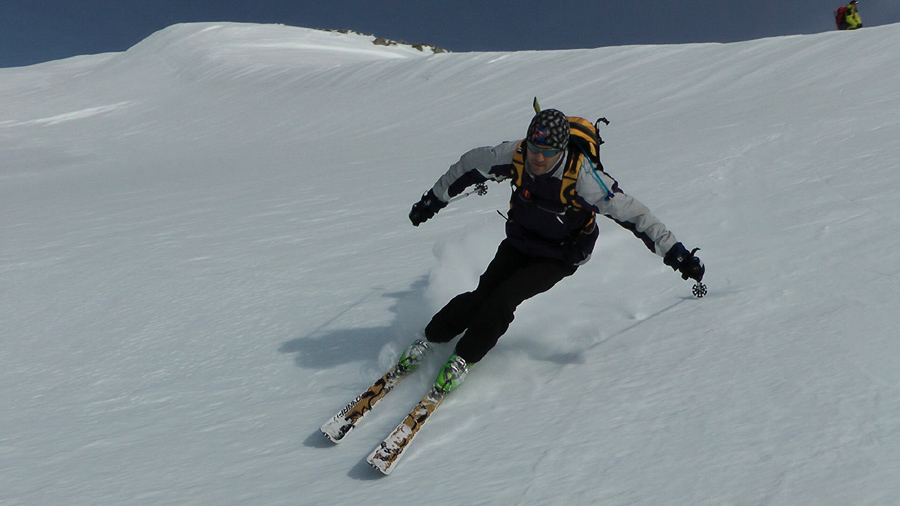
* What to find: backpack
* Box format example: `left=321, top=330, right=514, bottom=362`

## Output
left=835, top=6, right=847, bottom=29
left=510, top=98, right=614, bottom=212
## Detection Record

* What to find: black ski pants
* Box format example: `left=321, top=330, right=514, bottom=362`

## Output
left=424, top=239, right=578, bottom=364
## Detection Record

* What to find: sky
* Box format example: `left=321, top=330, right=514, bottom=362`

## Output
left=3, top=0, right=900, bottom=68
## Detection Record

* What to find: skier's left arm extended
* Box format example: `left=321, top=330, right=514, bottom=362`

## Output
left=577, top=165, right=705, bottom=282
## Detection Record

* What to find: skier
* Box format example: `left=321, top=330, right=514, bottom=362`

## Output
left=401, top=108, right=705, bottom=393
left=836, top=0, right=863, bottom=30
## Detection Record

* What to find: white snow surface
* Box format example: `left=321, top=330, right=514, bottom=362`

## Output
left=3, top=22, right=900, bottom=505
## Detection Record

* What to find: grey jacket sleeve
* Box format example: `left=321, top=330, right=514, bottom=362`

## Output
left=430, top=141, right=519, bottom=202
left=576, top=161, right=679, bottom=258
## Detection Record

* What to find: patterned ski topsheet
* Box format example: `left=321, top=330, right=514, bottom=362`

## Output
left=320, top=365, right=406, bottom=443
left=366, top=387, right=446, bottom=475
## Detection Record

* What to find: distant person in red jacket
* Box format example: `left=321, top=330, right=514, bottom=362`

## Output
left=836, top=0, right=863, bottom=30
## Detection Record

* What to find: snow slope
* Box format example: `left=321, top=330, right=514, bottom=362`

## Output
left=3, top=22, right=900, bottom=505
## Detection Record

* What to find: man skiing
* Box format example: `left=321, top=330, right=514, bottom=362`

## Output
left=402, top=108, right=705, bottom=393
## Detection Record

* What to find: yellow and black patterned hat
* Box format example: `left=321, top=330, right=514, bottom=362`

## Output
left=526, top=109, right=569, bottom=150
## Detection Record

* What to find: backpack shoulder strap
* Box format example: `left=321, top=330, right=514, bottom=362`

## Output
left=560, top=151, right=583, bottom=211
left=562, top=116, right=604, bottom=211
left=511, top=140, right=527, bottom=187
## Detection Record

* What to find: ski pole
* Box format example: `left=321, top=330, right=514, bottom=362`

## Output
left=448, top=183, right=488, bottom=203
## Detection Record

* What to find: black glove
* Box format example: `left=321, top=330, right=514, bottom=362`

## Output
left=664, top=242, right=705, bottom=282
left=409, top=190, right=448, bottom=226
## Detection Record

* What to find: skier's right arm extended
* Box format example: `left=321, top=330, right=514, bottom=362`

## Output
left=409, top=141, right=518, bottom=226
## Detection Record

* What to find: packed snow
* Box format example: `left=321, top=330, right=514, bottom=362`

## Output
left=3, top=22, right=900, bottom=505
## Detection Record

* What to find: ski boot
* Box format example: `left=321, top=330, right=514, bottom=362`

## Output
left=397, top=338, right=431, bottom=373
left=434, top=353, right=468, bottom=393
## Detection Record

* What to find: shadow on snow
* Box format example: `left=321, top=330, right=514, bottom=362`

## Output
left=278, top=277, right=431, bottom=369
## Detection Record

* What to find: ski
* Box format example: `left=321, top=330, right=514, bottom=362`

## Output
left=320, top=364, right=408, bottom=443
left=366, top=386, right=447, bottom=475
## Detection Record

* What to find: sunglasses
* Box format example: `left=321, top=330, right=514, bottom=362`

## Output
left=526, top=142, right=561, bottom=157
